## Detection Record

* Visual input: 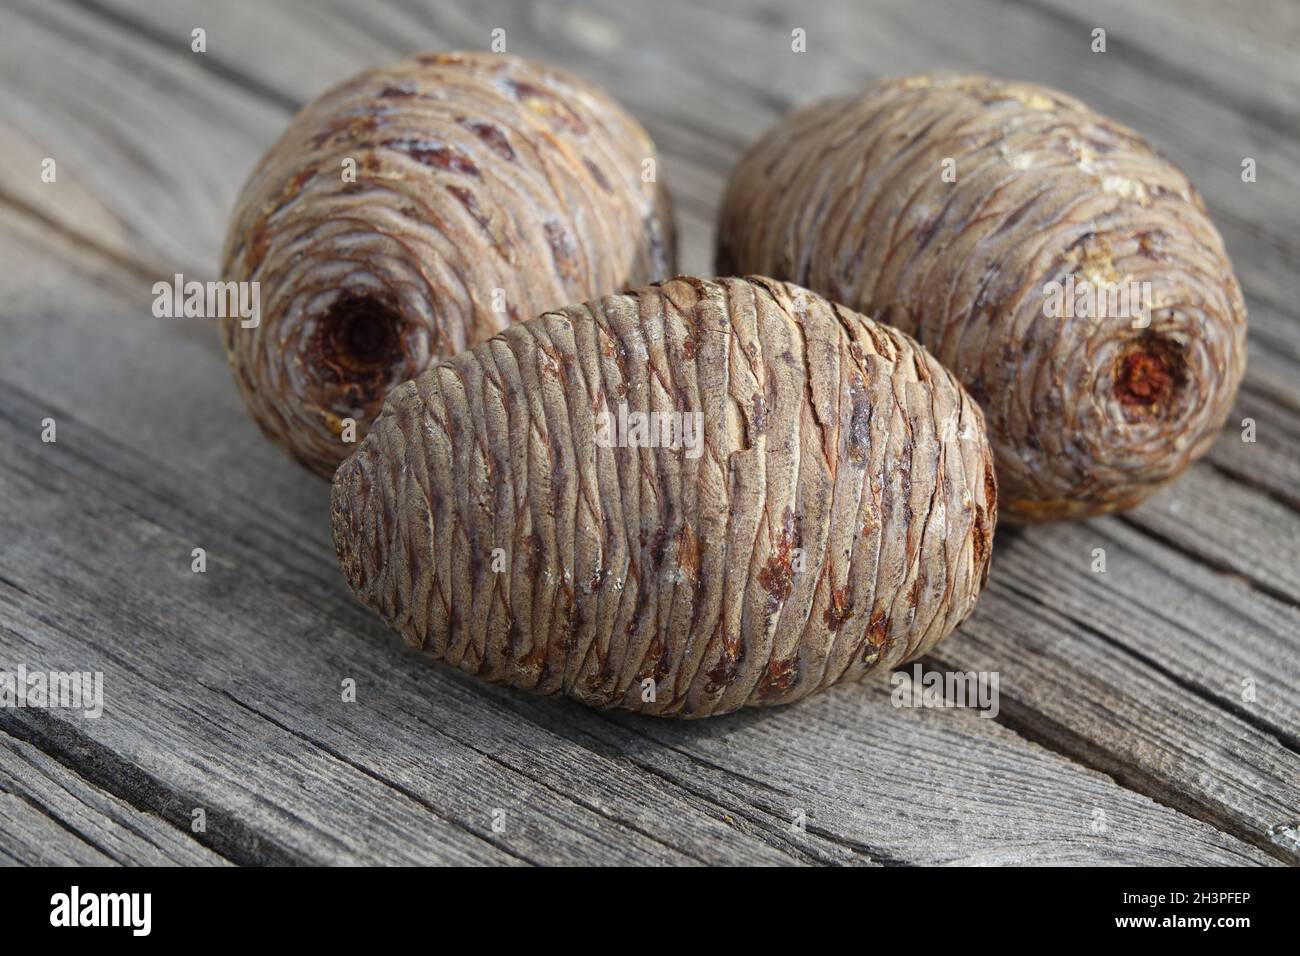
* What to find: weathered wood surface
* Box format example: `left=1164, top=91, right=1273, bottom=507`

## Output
left=0, top=0, right=1296, bottom=865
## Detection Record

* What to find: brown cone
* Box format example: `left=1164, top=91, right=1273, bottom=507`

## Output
left=717, top=75, right=1246, bottom=522
left=331, top=276, right=996, bottom=717
left=221, top=52, right=675, bottom=477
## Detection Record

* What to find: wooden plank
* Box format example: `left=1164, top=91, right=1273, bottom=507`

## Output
left=1122, top=467, right=1300, bottom=608
left=0, top=731, right=229, bottom=866
left=991, top=518, right=1300, bottom=748
left=0, top=0, right=290, bottom=275
left=0, top=207, right=1276, bottom=865
left=930, top=571, right=1300, bottom=864
left=1021, top=0, right=1300, bottom=124
left=1208, top=347, right=1300, bottom=511
left=0, top=791, right=116, bottom=866
left=593, top=684, right=1279, bottom=866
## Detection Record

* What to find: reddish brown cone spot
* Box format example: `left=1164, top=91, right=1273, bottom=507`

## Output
left=1114, top=337, right=1186, bottom=414
left=306, top=293, right=408, bottom=416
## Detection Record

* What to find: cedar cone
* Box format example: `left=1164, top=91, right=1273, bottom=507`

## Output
left=221, top=52, right=675, bottom=477
left=331, top=276, right=996, bottom=717
left=716, top=75, right=1246, bottom=522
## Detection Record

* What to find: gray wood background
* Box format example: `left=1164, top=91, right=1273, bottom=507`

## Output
left=1, top=0, right=1297, bottom=866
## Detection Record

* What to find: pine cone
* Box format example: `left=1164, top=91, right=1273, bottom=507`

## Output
left=221, top=52, right=675, bottom=477
left=331, top=276, right=996, bottom=717
left=717, top=75, right=1246, bottom=522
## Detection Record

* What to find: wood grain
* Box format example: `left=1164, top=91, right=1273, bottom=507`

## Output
left=0, top=733, right=230, bottom=866
left=0, top=0, right=1296, bottom=865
